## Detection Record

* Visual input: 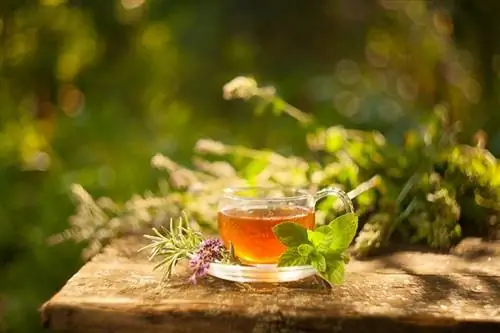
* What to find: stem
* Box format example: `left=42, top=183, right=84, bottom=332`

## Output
left=275, top=97, right=313, bottom=125
left=386, top=198, right=418, bottom=241
left=347, top=175, right=381, bottom=200
left=225, top=145, right=291, bottom=165
left=332, top=175, right=381, bottom=210
left=258, top=93, right=314, bottom=125
left=395, top=172, right=420, bottom=208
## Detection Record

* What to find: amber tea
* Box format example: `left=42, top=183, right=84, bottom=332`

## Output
left=218, top=206, right=315, bottom=265
left=218, top=186, right=354, bottom=266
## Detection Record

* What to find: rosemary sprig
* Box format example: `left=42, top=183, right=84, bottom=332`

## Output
left=138, top=214, right=204, bottom=280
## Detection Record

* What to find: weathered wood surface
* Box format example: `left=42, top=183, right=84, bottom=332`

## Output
left=41, top=237, right=500, bottom=333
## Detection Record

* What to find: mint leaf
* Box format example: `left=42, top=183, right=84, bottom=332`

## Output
left=307, top=229, right=326, bottom=247
left=314, top=225, right=331, bottom=234
left=308, top=228, right=336, bottom=253
left=277, top=247, right=309, bottom=267
left=273, top=213, right=356, bottom=288
left=297, top=243, right=314, bottom=256
left=310, top=252, right=327, bottom=273
left=327, top=260, right=345, bottom=285
left=327, top=213, right=358, bottom=251
left=273, top=222, right=309, bottom=247
left=319, top=260, right=345, bottom=286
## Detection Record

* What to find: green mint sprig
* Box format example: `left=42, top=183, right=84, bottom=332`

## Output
left=272, top=213, right=358, bottom=287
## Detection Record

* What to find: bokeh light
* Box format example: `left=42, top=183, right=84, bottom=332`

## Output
left=397, top=75, right=419, bottom=101
left=121, top=0, right=145, bottom=10
left=335, top=59, right=361, bottom=86
left=365, top=30, right=391, bottom=68
left=40, top=0, right=66, bottom=6
left=59, top=84, right=85, bottom=117
left=334, top=90, right=360, bottom=117
left=433, top=10, right=454, bottom=36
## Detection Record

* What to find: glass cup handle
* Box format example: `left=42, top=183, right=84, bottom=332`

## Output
left=314, top=187, right=354, bottom=214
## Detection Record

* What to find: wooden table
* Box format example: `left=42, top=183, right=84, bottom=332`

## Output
left=41, top=237, right=500, bottom=333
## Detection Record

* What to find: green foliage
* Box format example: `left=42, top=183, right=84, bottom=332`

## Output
left=273, top=213, right=359, bottom=286
left=60, top=77, right=499, bottom=263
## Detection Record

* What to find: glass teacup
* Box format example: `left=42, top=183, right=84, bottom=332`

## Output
left=217, top=186, right=354, bottom=265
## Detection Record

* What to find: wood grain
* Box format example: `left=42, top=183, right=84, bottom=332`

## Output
left=40, top=237, right=500, bottom=333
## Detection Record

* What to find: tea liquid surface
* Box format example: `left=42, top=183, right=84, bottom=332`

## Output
left=218, top=206, right=314, bottom=264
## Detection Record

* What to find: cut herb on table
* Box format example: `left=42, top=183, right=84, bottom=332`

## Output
left=273, top=213, right=358, bottom=287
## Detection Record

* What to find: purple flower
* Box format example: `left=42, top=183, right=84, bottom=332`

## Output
left=188, top=238, right=225, bottom=284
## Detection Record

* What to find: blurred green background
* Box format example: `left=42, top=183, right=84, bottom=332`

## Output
left=1, top=0, right=500, bottom=332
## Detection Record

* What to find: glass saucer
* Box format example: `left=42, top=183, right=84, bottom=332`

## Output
left=207, top=262, right=317, bottom=283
